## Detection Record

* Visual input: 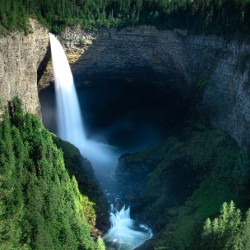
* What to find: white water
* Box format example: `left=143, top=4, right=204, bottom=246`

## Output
left=49, top=33, right=152, bottom=249
left=49, top=33, right=117, bottom=173
left=103, top=205, right=153, bottom=250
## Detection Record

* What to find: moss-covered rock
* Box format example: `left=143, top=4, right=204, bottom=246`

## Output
left=53, top=135, right=109, bottom=230
left=116, top=127, right=250, bottom=249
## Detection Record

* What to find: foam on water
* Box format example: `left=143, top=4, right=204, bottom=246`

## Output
left=103, top=205, right=153, bottom=250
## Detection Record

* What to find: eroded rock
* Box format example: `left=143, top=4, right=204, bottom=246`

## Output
left=0, top=19, right=49, bottom=117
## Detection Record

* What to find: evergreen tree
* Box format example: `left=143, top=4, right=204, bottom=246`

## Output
left=242, top=209, right=250, bottom=249
left=96, top=237, right=106, bottom=250
left=201, top=201, right=244, bottom=250
left=0, top=98, right=97, bottom=249
left=1, top=0, right=250, bottom=37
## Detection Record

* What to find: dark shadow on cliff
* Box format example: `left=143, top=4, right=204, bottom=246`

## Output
left=77, top=79, right=189, bottom=151
left=40, top=77, right=189, bottom=152
left=70, top=29, right=190, bottom=101
left=37, top=45, right=51, bottom=85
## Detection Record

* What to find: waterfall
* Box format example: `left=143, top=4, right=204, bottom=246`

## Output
left=49, top=33, right=116, bottom=172
left=49, top=33, right=86, bottom=145
left=49, top=33, right=152, bottom=250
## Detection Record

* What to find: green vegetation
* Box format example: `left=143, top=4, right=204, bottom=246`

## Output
left=97, top=237, right=106, bottom=250
left=201, top=201, right=244, bottom=250
left=119, top=117, right=250, bottom=249
left=53, top=136, right=109, bottom=228
left=0, top=97, right=104, bottom=249
left=1, top=0, right=250, bottom=36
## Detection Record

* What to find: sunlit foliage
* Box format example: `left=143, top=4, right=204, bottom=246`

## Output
left=0, top=98, right=99, bottom=249
left=1, top=0, right=250, bottom=36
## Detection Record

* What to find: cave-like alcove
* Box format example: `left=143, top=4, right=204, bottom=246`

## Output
left=40, top=27, right=193, bottom=152
left=39, top=72, right=189, bottom=152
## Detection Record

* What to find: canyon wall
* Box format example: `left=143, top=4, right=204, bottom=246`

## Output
left=0, top=19, right=49, bottom=117
left=1, top=20, right=249, bottom=146
left=60, top=26, right=250, bottom=146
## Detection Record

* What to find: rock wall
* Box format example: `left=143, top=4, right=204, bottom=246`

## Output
left=60, top=26, right=250, bottom=146
left=0, top=19, right=49, bottom=117
left=0, top=20, right=249, bottom=145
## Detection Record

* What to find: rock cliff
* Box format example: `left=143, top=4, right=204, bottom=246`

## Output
left=0, top=21, right=249, bottom=145
left=0, top=19, right=49, bottom=117
left=60, top=26, right=250, bottom=146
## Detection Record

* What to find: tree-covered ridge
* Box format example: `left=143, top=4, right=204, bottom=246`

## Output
left=202, top=201, right=250, bottom=250
left=0, top=97, right=104, bottom=249
left=52, top=136, right=109, bottom=229
left=1, top=0, right=250, bottom=36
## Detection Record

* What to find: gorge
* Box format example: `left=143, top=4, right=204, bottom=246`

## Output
left=49, top=33, right=152, bottom=249
left=1, top=16, right=250, bottom=250
left=39, top=26, right=250, bottom=249
left=30, top=24, right=250, bottom=147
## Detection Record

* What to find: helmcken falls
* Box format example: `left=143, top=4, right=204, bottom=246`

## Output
left=49, top=33, right=152, bottom=250
left=49, top=33, right=114, bottom=169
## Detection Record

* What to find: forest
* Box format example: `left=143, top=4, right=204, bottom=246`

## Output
left=122, top=125, right=250, bottom=249
left=1, top=0, right=250, bottom=36
left=0, top=98, right=105, bottom=249
left=2, top=0, right=250, bottom=249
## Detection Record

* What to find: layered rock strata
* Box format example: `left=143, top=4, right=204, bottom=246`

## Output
left=2, top=21, right=249, bottom=145
left=61, top=26, right=250, bottom=146
left=0, top=19, right=49, bottom=117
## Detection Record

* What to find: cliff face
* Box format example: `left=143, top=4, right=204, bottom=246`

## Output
left=61, top=26, right=250, bottom=146
left=0, top=21, right=249, bottom=145
left=0, top=19, right=49, bottom=117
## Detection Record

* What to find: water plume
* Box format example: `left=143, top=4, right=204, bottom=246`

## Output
left=103, top=205, right=153, bottom=250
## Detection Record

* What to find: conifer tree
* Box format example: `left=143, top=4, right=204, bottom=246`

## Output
left=202, top=201, right=245, bottom=250
left=97, top=237, right=106, bottom=250
left=0, top=98, right=97, bottom=249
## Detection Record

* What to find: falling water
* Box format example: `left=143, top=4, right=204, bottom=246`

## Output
left=49, top=33, right=86, bottom=144
left=49, top=33, right=152, bottom=249
left=49, top=33, right=116, bottom=172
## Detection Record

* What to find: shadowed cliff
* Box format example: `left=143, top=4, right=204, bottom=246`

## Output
left=57, top=26, right=250, bottom=146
